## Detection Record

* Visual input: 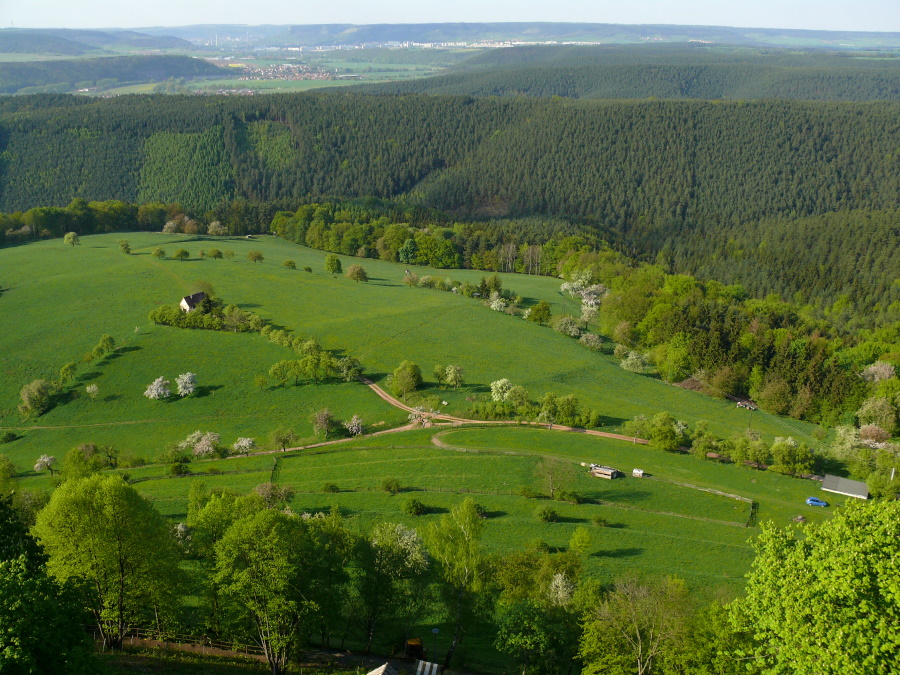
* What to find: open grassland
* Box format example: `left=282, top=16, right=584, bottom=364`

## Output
left=0, top=233, right=819, bottom=472
left=17, top=425, right=840, bottom=597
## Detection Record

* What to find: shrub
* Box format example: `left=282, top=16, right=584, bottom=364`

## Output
left=118, top=453, right=147, bottom=468
left=0, top=432, right=18, bottom=444
left=592, top=515, right=609, bottom=527
left=382, top=478, right=402, bottom=495
left=579, top=333, right=604, bottom=351
left=323, top=483, right=340, bottom=493
left=254, top=482, right=295, bottom=508
left=283, top=260, right=297, bottom=269
left=527, top=539, right=551, bottom=553
left=206, top=467, right=222, bottom=475
left=303, top=266, right=312, bottom=272
left=19, top=379, right=51, bottom=416
left=519, top=486, right=540, bottom=499
left=556, top=490, right=582, bottom=505
left=170, top=462, right=189, bottom=476
left=535, top=505, right=559, bottom=522
left=404, top=498, right=427, bottom=516
left=552, top=315, right=582, bottom=338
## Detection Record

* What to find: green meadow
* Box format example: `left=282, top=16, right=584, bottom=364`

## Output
left=27, top=423, right=839, bottom=595
left=1, top=232, right=818, bottom=474
left=1, top=233, right=848, bottom=670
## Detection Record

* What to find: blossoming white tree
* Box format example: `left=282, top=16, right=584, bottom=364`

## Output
left=192, top=432, right=220, bottom=458
left=143, top=377, right=171, bottom=400
left=232, top=437, right=256, bottom=454
left=343, top=414, right=364, bottom=436
left=34, top=454, right=57, bottom=475
left=175, top=372, right=197, bottom=397
left=490, top=378, right=513, bottom=402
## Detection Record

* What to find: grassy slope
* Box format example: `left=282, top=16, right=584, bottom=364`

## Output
left=0, top=233, right=817, bottom=472
left=18, top=422, right=839, bottom=596
left=2, top=234, right=845, bottom=671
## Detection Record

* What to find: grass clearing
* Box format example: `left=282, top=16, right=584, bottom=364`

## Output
left=1, top=233, right=819, bottom=474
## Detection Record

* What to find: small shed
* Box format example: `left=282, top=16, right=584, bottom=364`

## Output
left=179, top=291, right=206, bottom=313
left=821, top=474, right=869, bottom=500
left=367, top=664, right=399, bottom=675
left=589, top=464, right=620, bottom=479
left=632, top=468, right=644, bottom=478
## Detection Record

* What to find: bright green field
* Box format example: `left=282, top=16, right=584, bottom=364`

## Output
left=1, top=235, right=845, bottom=671
left=16, top=423, right=843, bottom=594
left=1, top=232, right=818, bottom=473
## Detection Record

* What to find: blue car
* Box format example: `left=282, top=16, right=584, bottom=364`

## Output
left=806, top=497, right=828, bottom=507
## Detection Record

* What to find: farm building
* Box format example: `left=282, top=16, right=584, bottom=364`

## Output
left=589, top=464, right=620, bottom=479
left=179, top=291, right=206, bottom=312
left=821, top=474, right=869, bottom=500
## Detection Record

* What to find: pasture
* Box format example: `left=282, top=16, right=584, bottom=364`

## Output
left=0, top=233, right=818, bottom=473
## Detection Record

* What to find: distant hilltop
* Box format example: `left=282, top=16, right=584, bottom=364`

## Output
left=135, top=22, right=900, bottom=50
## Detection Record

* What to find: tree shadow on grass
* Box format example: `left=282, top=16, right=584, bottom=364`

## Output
left=104, top=346, right=142, bottom=362
left=597, top=415, right=628, bottom=427
left=483, top=510, right=507, bottom=519
left=425, top=506, right=449, bottom=515
left=555, top=515, right=589, bottom=524
left=193, top=385, right=224, bottom=398
left=103, top=394, right=121, bottom=403
left=237, top=303, right=261, bottom=308
left=598, top=491, right=653, bottom=504
left=77, top=371, right=103, bottom=382
left=592, top=547, right=644, bottom=558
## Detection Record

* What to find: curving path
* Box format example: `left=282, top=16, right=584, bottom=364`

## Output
left=360, top=377, right=649, bottom=444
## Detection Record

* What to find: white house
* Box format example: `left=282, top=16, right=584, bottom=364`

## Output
left=179, top=291, right=206, bottom=312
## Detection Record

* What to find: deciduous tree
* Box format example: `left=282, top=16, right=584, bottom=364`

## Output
left=580, top=575, right=690, bottom=675
left=527, top=301, right=552, bottom=326
left=144, top=377, right=171, bottom=400
left=424, top=498, right=486, bottom=667
left=324, top=254, right=342, bottom=274
left=445, top=365, right=464, bottom=389
left=33, top=475, right=181, bottom=650
left=346, top=264, right=369, bottom=282
left=390, top=361, right=422, bottom=399
left=731, top=500, right=900, bottom=674
left=270, top=428, right=296, bottom=452
left=176, top=372, right=197, bottom=397
left=214, top=509, right=344, bottom=675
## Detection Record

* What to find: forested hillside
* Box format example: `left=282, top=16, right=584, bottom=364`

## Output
left=1, top=92, right=898, bottom=315
left=363, top=45, right=900, bottom=100
left=364, top=63, right=900, bottom=100
left=0, top=55, right=226, bottom=94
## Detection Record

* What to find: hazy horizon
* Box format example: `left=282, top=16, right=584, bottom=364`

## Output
left=4, top=0, right=899, bottom=34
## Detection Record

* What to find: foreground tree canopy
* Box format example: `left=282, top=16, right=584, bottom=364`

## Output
left=32, top=474, right=181, bottom=650
left=733, top=500, right=900, bottom=674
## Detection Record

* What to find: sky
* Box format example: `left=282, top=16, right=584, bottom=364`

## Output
left=3, top=0, right=899, bottom=33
